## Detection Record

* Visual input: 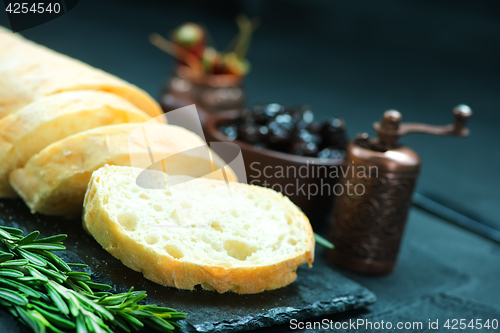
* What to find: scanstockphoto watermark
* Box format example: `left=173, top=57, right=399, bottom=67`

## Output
left=290, top=318, right=424, bottom=331
left=128, top=104, right=379, bottom=230
left=248, top=161, right=379, bottom=199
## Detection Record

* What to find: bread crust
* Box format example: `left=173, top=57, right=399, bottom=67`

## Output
left=83, top=171, right=315, bottom=294
left=9, top=123, right=238, bottom=215
left=0, top=91, right=155, bottom=198
left=0, top=26, right=162, bottom=118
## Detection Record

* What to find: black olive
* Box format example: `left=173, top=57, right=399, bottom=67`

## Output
left=289, top=140, right=319, bottom=157
left=239, top=123, right=263, bottom=144
left=264, top=103, right=286, bottom=118
left=321, top=117, right=348, bottom=149
left=317, top=148, right=346, bottom=159
left=234, top=104, right=349, bottom=157
left=219, top=125, right=238, bottom=141
left=241, top=108, right=256, bottom=124
left=288, top=107, right=303, bottom=123
left=296, top=129, right=321, bottom=144
left=274, top=114, right=295, bottom=131
left=259, top=125, right=269, bottom=136
left=286, top=106, right=311, bottom=130
left=265, top=120, right=293, bottom=151
left=306, top=121, right=322, bottom=134
left=251, top=103, right=286, bottom=124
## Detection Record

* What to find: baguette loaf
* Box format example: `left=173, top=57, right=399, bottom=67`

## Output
left=0, top=26, right=162, bottom=118
left=10, top=123, right=237, bottom=215
left=83, top=165, right=315, bottom=294
left=0, top=91, right=157, bottom=198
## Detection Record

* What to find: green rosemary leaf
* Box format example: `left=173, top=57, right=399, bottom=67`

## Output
left=128, top=293, right=147, bottom=305
left=18, top=249, right=47, bottom=266
left=67, top=294, right=81, bottom=317
left=73, top=292, right=114, bottom=321
left=84, top=314, right=105, bottom=333
left=76, top=281, right=93, bottom=294
left=64, top=279, right=85, bottom=294
left=112, top=315, right=131, bottom=332
left=45, top=283, right=69, bottom=315
left=83, top=315, right=97, bottom=333
left=35, top=266, right=66, bottom=284
left=38, top=251, right=71, bottom=273
left=96, top=294, right=126, bottom=306
left=44, top=261, right=59, bottom=273
left=30, top=304, right=76, bottom=329
left=85, top=282, right=112, bottom=290
left=26, top=267, right=49, bottom=282
left=18, top=231, right=40, bottom=246
left=143, top=305, right=179, bottom=313
left=89, top=311, right=112, bottom=331
left=15, top=305, right=43, bottom=333
left=314, top=233, right=334, bottom=249
left=0, top=287, right=28, bottom=306
left=120, top=312, right=144, bottom=330
left=91, top=292, right=111, bottom=300
left=0, top=259, right=29, bottom=267
left=0, top=298, right=11, bottom=307
left=0, top=268, right=24, bottom=278
left=30, top=299, right=60, bottom=313
left=0, top=251, right=14, bottom=263
left=17, top=276, right=47, bottom=286
left=145, top=316, right=176, bottom=332
left=30, top=309, right=52, bottom=328
left=66, top=271, right=91, bottom=282
left=0, top=277, right=41, bottom=298
left=142, top=318, right=171, bottom=332
left=20, top=243, right=66, bottom=251
left=0, top=228, right=16, bottom=240
left=166, top=312, right=187, bottom=320
left=32, top=235, right=67, bottom=244
left=130, top=290, right=146, bottom=296
left=75, top=314, right=87, bottom=333
left=46, top=325, right=65, bottom=333
left=129, top=309, right=154, bottom=317
left=0, top=226, right=24, bottom=235
left=112, top=298, right=141, bottom=310
left=152, top=312, right=171, bottom=319
left=0, top=227, right=185, bottom=333
left=170, top=320, right=183, bottom=329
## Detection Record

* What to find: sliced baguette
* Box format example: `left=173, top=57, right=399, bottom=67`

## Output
left=0, top=26, right=161, bottom=118
left=0, top=91, right=158, bottom=198
left=83, top=165, right=314, bottom=294
left=10, top=123, right=237, bottom=215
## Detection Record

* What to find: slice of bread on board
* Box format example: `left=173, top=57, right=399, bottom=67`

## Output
left=0, top=90, right=157, bottom=198
left=83, top=165, right=315, bottom=294
left=10, top=123, right=236, bottom=215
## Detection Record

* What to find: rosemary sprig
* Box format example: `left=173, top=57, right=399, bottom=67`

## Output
left=314, top=233, right=334, bottom=249
left=0, top=226, right=185, bottom=333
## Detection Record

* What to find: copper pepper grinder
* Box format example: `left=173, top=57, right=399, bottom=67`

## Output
left=325, top=105, right=472, bottom=274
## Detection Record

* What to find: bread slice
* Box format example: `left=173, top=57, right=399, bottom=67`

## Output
left=0, top=90, right=157, bottom=198
left=0, top=26, right=162, bottom=118
left=83, top=165, right=314, bottom=294
left=10, top=123, right=237, bottom=215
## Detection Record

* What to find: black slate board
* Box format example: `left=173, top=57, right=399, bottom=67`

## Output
left=0, top=199, right=376, bottom=332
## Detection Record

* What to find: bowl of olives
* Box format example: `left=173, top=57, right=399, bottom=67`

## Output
left=204, top=103, right=348, bottom=226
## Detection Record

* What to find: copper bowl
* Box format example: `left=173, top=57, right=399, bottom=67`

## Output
left=160, top=66, right=246, bottom=116
left=204, top=111, right=345, bottom=229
